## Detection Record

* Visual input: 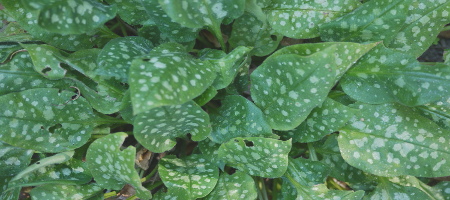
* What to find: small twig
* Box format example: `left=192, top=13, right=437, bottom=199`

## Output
left=1, top=49, right=27, bottom=64
left=53, top=86, right=81, bottom=106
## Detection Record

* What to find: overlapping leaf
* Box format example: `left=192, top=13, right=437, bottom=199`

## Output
left=86, top=132, right=151, bottom=200
left=105, top=0, right=147, bottom=25
left=158, top=154, right=219, bottom=200
left=198, top=139, right=225, bottom=169
left=278, top=98, right=356, bottom=143
left=0, top=142, right=33, bottom=176
left=416, top=96, right=450, bottom=130
left=0, top=88, right=97, bottom=152
left=434, top=182, right=450, bottom=199
left=218, top=137, right=291, bottom=178
left=21, top=44, right=67, bottom=80
left=265, top=0, right=361, bottom=39
left=341, top=45, right=450, bottom=106
left=97, top=36, right=154, bottom=82
left=365, top=179, right=429, bottom=200
left=133, top=101, right=211, bottom=153
left=389, top=176, right=445, bottom=200
left=285, top=158, right=329, bottom=187
left=338, top=103, right=450, bottom=177
left=30, top=183, right=104, bottom=200
left=251, top=42, right=377, bottom=130
left=129, top=43, right=216, bottom=114
left=320, top=0, right=450, bottom=57
left=209, top=95, right=274, bottom=144
left=204, top=171, right=257, bottom=200
left=281, top=180, right=365, bottom=200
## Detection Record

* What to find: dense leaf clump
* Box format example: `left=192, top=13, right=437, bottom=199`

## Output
left=1, top=0, right=450, bottom=199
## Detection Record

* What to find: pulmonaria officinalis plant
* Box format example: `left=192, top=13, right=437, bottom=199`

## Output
left=1, top=0, right=450, bottom=199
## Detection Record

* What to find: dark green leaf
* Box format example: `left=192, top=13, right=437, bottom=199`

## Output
left=21, top=43, right=67, bottom=80
left=416, top=96, right=450, bottom=130
left=339, top=103, right=450, bottom=177
left=134, top=101, right=211, bottom=153
left=159, top=154, right=219, bottom=200
left=218, top=137, right=291, bottom=178
left=285, top=157, right=329, bottom=186
left=0, top=141, right=33, bottom=176
left=434, top=181, right=450, bottom=200
left=364, top=179, right=429, bottom=200
left=193, top=86, right=217, bottom=106
left=105, top=0, right=147, bottom=25
left=204, top=171, right=257, bottom=200
left=30, top=183, right=103, bottom=200
left=389, top=176, right=445, bottom=200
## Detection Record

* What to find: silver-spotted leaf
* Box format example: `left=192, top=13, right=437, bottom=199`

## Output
left=285, top=157, right=329, bottom=187
left=0, top=177, right=20, bottom=200
left=105, top=0, right=147, bottom=25
left=251, top=42, right=377, bottom=130
left=338, top=103, right=450, bottom=177
left=86, top=132, right=151, bottom=200
left=281, top=180, right=365, bottom=200
left=30, top=183, right=103, bottom=200
left=434, top=182, right=450, bottom=200
left=129, top=43, right=216, bottom=114
left=21, top=43, right=67, bottom=80
left=341, top=44, right=450, bottom=106
left=278, top=97, right=356, bottom=143
left=210, top=95, right=274, bottom=144
left=365, top=180, right=429, bottom=200
left=0, top=43, right=22, bottom=63
left=198, top=139, right=225, bottom=169
left=193, top=86, right=217, bottom=106
left=229, top=12, right=282, bottom=57
left=133, top=101, right=211, bottom=153
left=204, top=171, right=257, bottom=200
left=416, top=96, right=450, bottom=130
left=218, top=137, right=291, bottom=178
left=0, top=141, right=33, bottom=176
left=158, top=154, right=219, bottom=200
left=265, top=0, right=361, bottom=39
left=37, top=0, right=116, bottom=35
left=0, top=88, right=97, bottom=152
left=320, top=0, right=450, bottom=57
left=97, top=36, right=153, bottom=83
left=389, top=176, right=445, bottom=200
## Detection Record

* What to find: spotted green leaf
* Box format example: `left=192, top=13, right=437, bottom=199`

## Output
left=0, top=43, right=22, bottom=63
left=229, top=12, right=282, bottom=57
left=105, top=0, right=147, bottom=25
left=97, top=36, right=153, bottom=83
left=37, top=0, right=116, bottom=35
left=158, top=0, right=245, bottom=48
left=1, top=0, right=98, bottom=51
left=389, top=176, right=445, bottom=200
left=265, top=0, right=361, bottom=39
left=251, top=42, right=377, bottom=130
left=341, top=45, right=450, bottom=106
left=278, top=98, right=356, bottom=143
left=365, top=179, right=429, bottom=200
left=0, top=88, right=97, bottom=152
left=338, top=103, right=450, bottom=177
left=0, top=177, right=20, bottom=200
left=194, top=86, right=217, bottom=106
left=281, top=180, right=365, bottom=200
left=416, top=96, right=450, bottom=130
left=0, top=22, right=33, bottom=43
left=209, top=95, right=274, bottom=144
left=434, top=182, right=450, bottom=199
left=129, top=43, right=216, bottom=115
left=86, top=132, right=151, bottom=200
left=218, top=137, right=291, bottom=178
left=30, top=183, right=103, bottom=200
left=204, top=171, right=257, bottom=200
left=158, top=154, right=219, bottom=200
left=0, top=141, right=33, bottom=176
left=140, top=0, right=200, bottom=43
left=133, top=101, right=211, bottom=153
left=8, top=159, right=91, bottom=189
left=285, top=157, right=329, bottom=187
left=198, top=139, right=225, bottom=169
left=320, top=0, right=450, bottom=57
left=20, top=44, right=67, bottom=80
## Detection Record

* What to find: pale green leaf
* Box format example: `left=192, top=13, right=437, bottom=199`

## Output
left=133, top=101, right=211, bottom=153
left=209, top=95, right=274, bottom=144
left=218, top=137, right=291, bottom=178
left=229, top=12, right=282, bottom=57
left=0, top=88, right=97, bottom=152
left=37, top=0, right=116, bottom=35
left=30, top=183, right=103, bottom=200
left=20, top=43, right=67, bottom=80
left=204, top=171, right=257, bottom=200
left=86, top=132, right=151, bottom=200
left=129, top=43, right=216, bottom=115
left=364, top=180, right=429, bottom=200
left=251, top=42, right=378, bottom=130
left=341, top=45, right=450, bottom=106
left=338, top=103, right=450, bottom=177
left=320, top=0, right=450, bottom=57
left=158, top=154, right=219, bottom=200
left=278, top=98, right=356, bottom=143
left=265, top=0, right=361, bottom=39
left=0, top=141, right=33, bottom=176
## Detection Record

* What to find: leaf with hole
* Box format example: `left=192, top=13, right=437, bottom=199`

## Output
left=158, top=154, right=219, bottom=200
left=86, top=132, right=151, bottom=200
left=209, top=95, right=274, bottom=144
left=218, top=137, right=291, bottom=178
left=20, top=43, right=67, bottom=80
left=133, top=100, right=211, bottom=153
left=338, top=103, right=450, bottom=177
left=129, top=43, right=216, bottom=114
left=0, top=88, right=98, bottom=152
left=204, top=171, right=257, bottom=200
left=265, top=0, right=361, bottom=39
left=341, top=45, right=450, bottom=106
left=251, top=42, right=377, bottom=130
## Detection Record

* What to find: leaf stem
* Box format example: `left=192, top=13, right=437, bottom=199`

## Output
left=307, top=143, right=318, bottom=161
left=104, top=191, right=117, bottom=199
left=141, top=165, right=158, bottom=183
left=271, top=178, right=281, bottom=200
left=255, top=177, right=269, bottom=200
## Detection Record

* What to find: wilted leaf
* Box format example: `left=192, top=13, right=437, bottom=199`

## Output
left=204, top=171, right=257, bottom=200
left=158, top=154, right=219, bottom=200
left=86, top=132, right=151, bottom=200
left=218, top=137, right=291, bottom=178
left=134, top=101, right=211, bottom=153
